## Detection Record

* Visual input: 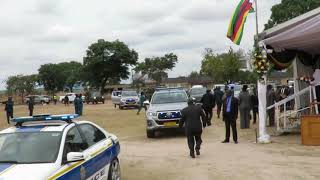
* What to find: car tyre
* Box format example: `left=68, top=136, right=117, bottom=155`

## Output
left=108, top=158, right=121, bottom=180
left=119, top=106, right=123, bottom=110
left=147, top=130, right=155, bottom=138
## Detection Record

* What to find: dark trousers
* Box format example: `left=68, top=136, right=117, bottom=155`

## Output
left=203, top=108, right=212, bottom=125
left=29, top=109, right=33, bottom=116
left=267, top=108, right=275, bottom=126
left=187, top=131, right=202, bottom=152
left=217, top=103, right=222, bottom=118
left=137, top=105, right=146, bottom=114
left=252, top=108, right=258, bottom=124
left=224, top=114, right=237, bottom=142
left=316, top=85, right=320, bottom=113
left=6, top=111, right=13, bottom=124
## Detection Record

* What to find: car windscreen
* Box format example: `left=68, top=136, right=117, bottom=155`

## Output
left=151, top=91, right=188, bottom=104
left=122, top=91, right=137, bottom=97
left=190, top=88, right=206, bottom=96
left=0, top=132, right=62, bottom=164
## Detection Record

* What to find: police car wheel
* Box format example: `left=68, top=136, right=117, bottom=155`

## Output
left=108, top=158, right=121, bottom=180
left=146, top=130, right=155, bottom=138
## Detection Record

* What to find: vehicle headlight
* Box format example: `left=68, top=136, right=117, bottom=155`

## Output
left=94, top=97, right=97, bottom=99
left=121, top=99, right=126, bottom=102
left=147, top=112, right=157, bottom=117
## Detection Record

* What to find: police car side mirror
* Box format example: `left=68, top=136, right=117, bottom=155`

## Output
left=118, top=94, right=121, bottom=97
left=66, top=152, right=86, bottom=163
left=143, top=100, right=150, bottom=109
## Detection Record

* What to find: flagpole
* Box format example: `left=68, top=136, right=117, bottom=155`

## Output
left=255, top=0, right=259, bottom=40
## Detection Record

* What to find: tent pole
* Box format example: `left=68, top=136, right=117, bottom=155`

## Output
left=255, top=0, right=271, bottom=143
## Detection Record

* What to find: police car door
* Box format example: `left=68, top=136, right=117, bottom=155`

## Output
left=48, top=126, right=89, bottom=180
left=78, top=123, right=113, bottom=180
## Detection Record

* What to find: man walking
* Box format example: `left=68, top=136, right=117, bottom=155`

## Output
left=28, top=97, right=34, bottom=116
left=200, top=89, right=215, bottom=126
left=251, top=88, right=259, bottom=124
left=214, top=87, right=224, bottom=119
left=179, top=98, right=207, bottom=158
left=137, top=92, right=146, bottom=115
left=239, top=85, right=251, bottom=129
left=222, top=90, right=238, bottom=144
left=4, top=97, right=14, bottom=124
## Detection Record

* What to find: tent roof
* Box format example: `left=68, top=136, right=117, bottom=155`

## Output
left=259, top=7, right=320, bottom=55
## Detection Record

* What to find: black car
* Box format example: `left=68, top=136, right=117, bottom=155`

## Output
left=85, top=91, right=105, bottom=104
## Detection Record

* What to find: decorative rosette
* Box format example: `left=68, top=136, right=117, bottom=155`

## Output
left=252, top=53, right=270, bottom=77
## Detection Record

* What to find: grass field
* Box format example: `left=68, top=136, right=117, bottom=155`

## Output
left=1, top=102, right=320, bottom=180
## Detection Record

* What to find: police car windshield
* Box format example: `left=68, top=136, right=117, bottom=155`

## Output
left=122, top=91, right=137, bottom=97
left=151, top=91, right=188, bottom=104
left=190, top=88, right=206, bottom=95
left=0, top=132, right=62, bottom=164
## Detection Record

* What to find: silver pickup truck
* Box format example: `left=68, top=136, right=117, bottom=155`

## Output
left=145, top=88, right=188, bottom=138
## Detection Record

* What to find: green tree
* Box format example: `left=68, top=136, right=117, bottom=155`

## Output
left=58, top=61, right=83, bottom=92
left=6, top=74, right=38, bottom=102
left=82, top=39, right=138, bottom=93
left=38, top=63, right=65, bottom=94
left=265, top=0, right=320, bottom=30
left=201, top=48, right=242, bottom=83
left=135, top=53, right=178, bottom=85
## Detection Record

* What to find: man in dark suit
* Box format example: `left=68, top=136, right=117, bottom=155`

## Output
left=200, top=89, right=215, bottom=126
left=179, top=98, right=207, bottom=158
left=222, top=90, right=238, bottom=144
left=214, top=87, right=224, bottom=119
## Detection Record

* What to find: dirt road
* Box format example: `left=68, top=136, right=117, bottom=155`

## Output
left=1, top=102, right=320, bottom=180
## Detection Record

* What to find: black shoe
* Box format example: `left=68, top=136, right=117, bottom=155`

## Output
left=221, top=140, right=229, bottom=143
left=196, top=149, right=200, bottom=155
left=234, top=141, right=238, bottom=144
left=190, top=151, right=195, bottom=158
left=207, top=123, right=212, bottom=126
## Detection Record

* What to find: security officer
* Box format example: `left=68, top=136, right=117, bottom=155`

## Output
left=28, top=97, right=34, bottom=116
left=74, top=94, right=80, bottom=115
left=4, top=97, right=14, bottom=124
left=179, top=98, right=207, bottom=158
left=200, top=89, right=215, bottom=126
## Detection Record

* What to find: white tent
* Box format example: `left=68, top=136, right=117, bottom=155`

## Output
left=256, top=7, right=320, bottom=143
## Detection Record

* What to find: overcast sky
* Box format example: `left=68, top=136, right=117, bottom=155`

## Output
left=0, top=0, right=281, bottom=89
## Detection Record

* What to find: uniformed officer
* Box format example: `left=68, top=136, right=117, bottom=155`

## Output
left=4, top=97, right=14, bottom=124
left=74, top=94, right=80, bottom=115
left=179, top=98, right=207, bottom=158
left=137, top=92, right=146, bottom=115
left=28, top=97, right=34, bottom=116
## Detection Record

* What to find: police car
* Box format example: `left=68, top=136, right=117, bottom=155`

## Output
left=0, top=114, right=121, bottom=180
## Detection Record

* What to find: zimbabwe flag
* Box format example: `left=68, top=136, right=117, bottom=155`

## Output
left=227, top=0, right=254, bottom=45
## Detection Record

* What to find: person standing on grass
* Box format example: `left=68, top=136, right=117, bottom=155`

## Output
left=239, top=85, right=251, bottom=129
left=74, top=94, right=80, bottom=115
left=137, top=92, right=146, bottom=115
left=200, top=89, right=215, bottom=126
left=79, top=94, right=83, bottom=116
left=53, top=95, right=57, bottom=105
left=222, top=90, right=238, bottom=144
left=4, top=97, right=14, bottom=124
left=28, top=97, right=34, bottom=116
left=251, top=88, right=259, bottom=124
left=64, top=95, right=69, bottom=106
left=179, top=98, right=207, bottom=158
left=214, top=87, right=224, bottom=119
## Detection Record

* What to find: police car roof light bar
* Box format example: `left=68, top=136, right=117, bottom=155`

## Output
left=12, top=114, right=79, bottom=126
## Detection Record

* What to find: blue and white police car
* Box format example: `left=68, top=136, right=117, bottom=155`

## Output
left=0, top=114, right=121, bottom=180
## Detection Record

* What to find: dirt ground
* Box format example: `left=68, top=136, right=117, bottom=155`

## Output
left=1, top=102, right=320, bottom=180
